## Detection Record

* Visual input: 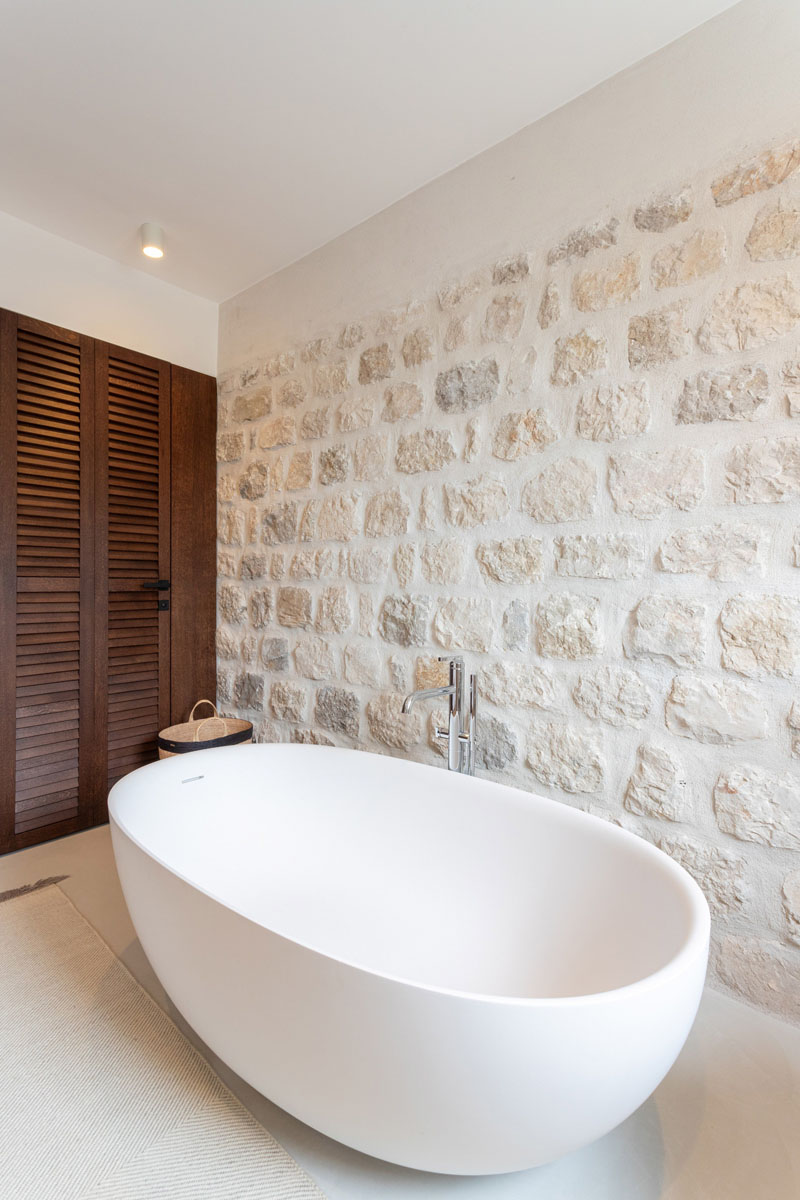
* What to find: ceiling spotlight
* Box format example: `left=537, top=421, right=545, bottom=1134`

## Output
left=140, top=222, right=164, bottom=259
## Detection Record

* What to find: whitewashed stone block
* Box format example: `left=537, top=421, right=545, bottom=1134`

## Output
left=625, top=745, right=689, bottom=822
left=382, top=382, right=423, bottom=423
left=657, top=836, right=744, bottom=913
left=420, top=539, right=466, bottom=584
left=713, top=936, right=800, bottom=1023
left=396, top=429, right=457, bottom=473
left=537, top=594, right=603, bottom=659
left=555, top=533, right=645, bottom=579
left=538, top=283, right=561, bottom=329
left=665, top=674, right=768, bottom=744
left=353, top=433, right=388, bottom=482
left=366, top=692, right=423, bottom=748
left=482, top=294, right=526, bottom=343
left=628, top=301, right=690, bottom=368
left=572, top=253, right=639, bottom=312
left=547, top=217, right=618, bottom=265
left=479, top=661, right=556, bottom=709
left=698, top=276, right=800, bottom=353
left=343, top=643, right=381, bottom=687
left=714, top=766, right=800, bottom=850
left=270, top=681, right=307, bottom=722
left=782, top=872, right=800, bottom=946
left=725, top=436, right=800, bottom=504
left=348, top=546, right=389, bottom=584
left=608, top=447, right=704, bottom=518
left=625, top=596, right=707, bottom=667
left=433, top=597, right=493, bottom=652
left=526, top=721, right=605, bottom=793
left=651, top=229, right=725, bottom=289
left=444, top=475, right=509, bottom=528
left=491, top=409, right=558, bottom=460
left=337, top=394, right=374, bottom=433
left=720, top=594, right=800, bottom=677
left=379, top=595, right=432, bottom=646
left=294, top=637, right=336, bottom=681
left=476, top=536, right=545, bottom=583
left=573, top=666, right=651, bottom=727
left=712, top=139, right=800, bottom=206
left=315, top=586, right=352, bottom=634
left=576, top=381, right=649, bottom=441
left=633, top=187, right=693, bottom=232
left=435, top=358, right=499, bottom=412
left=657, top=523, right=763, bottom=580
left=746, top=200, right=800, bottom=261
left=551, top=329, right=608, bottom=387
left=677, top=365, right=769, bottom=424
left=365, top=489, right=411, bottom=538
left=521, top=457, right=596, bottom=522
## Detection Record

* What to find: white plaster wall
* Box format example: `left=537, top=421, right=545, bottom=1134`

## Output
left=219, top=0, right=800, bottom=370
left=0, top=209, right=217, bottom=374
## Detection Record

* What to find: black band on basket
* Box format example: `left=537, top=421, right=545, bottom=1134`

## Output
left=156, top=726, right=253, bottom=754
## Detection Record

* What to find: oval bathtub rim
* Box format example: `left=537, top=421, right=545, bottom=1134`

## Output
left=108, top=744, right=711, bottom=1011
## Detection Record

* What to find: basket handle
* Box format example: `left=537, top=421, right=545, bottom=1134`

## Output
left=188, top=699, right=219, bottom=722
left=193, top=715, right=225, bottom=742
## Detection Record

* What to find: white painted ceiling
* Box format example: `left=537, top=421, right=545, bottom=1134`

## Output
left=0, top=0, right=740, bottom=301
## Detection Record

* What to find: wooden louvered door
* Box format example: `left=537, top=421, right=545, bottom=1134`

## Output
left=1, top=308, right=215, bottom=854
left=0, top=313, right=97, bottom=848
left=96, top=344, right=171, bottom=817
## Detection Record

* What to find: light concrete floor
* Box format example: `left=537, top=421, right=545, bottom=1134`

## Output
left=2, top=825, right=800, bottom=1200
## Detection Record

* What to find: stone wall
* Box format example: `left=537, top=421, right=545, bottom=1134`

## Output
left=217, top=137, right=800, bottom=1022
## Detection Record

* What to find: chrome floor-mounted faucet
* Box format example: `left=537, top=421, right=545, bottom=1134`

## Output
left=401, top=656, right=477, bottom=775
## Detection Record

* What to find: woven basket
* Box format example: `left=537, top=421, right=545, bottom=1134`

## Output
left=157, top=700, right=253, bottom=759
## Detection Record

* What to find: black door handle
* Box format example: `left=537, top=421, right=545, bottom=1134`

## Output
left=142, top=580, right=171, bottom=590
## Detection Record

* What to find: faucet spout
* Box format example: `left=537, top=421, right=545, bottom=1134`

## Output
left=400, top=685, right=455, bottom=714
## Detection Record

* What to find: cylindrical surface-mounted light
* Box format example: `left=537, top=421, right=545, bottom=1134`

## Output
left=140, top=222, right=164, bottom=258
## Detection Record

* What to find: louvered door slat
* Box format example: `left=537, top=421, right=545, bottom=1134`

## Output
left=101, top=347, right=170, bottom=798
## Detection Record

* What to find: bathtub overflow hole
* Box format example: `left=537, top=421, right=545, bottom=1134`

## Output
left=181, top=775, right=204, bottom=784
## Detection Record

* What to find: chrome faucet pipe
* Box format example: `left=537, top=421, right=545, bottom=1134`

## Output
left=400, top=685, right=455, bottom=713
left=400, top=655, right=477, bottom=775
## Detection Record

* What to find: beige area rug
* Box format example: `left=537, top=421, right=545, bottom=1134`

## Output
left=0, top=886, right=327, bottom=1199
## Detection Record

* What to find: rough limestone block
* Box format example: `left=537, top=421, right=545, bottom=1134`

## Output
left=444, top=315, right=469, bottom=352
left=624, top=596, right=707, bottom=668
left=344, top=643, right=381, bottom=687
left=276, top=586, right=312, bottom=629
left=745, top=201, right=800, bottom=261
left=315, top=686, right=360, bottom=738
left=247, top=589, right=273, bottom=629
left=547, top=217, right=618, bottom=265
left=677, top=365, right=769, bottom=424
left=657, top=836, right=745, bottom=913
left=698, top=277, right=800, bottom=353
left=651, top=229, right=726, bottom=289
left=365, top=489, right=411, bottom=538
left=482, top=294, right=526, bottom=343
left=379, top=595, right=432, bottom=647
left=232, top=390, right=270, bottom=422
left=476, top=537, right=545, bottom=583
left=318, top=444, right=350, bottom=486
left=300, top=407, right=331, bottom=440
left=537, top=594, right=603, bottom=659
left=302, top=336, right=332, bottom=362
left=551, top=329, right=608, bottom=387
left=315, top=586, right=352, bottom=634
left=365, top=692, right=423, bottom=749
left=240, top=552, right=267, bottom=580
left=435, top=358, right=499, bottom=413
left=401, top=328, right=434, bottom=367
left=358, top=344, right=394, bottom=385
left=492, top=253, right=529, bottom=284
left=657, top=523, right=763, bottom=581
left=572, top=253, right=640, bottom=312
left=352, top=434, right=387, bottom=482
left=238, top=463, right=269, bottom=500
left=294, top=637, right=336, bottom=680
left=633, top=187, right=693, bottom=232
left=538, top=283, right=561, bottom=329
left=258, top=415, right=296, bottom=449
left=572, top=665, right=651, bottom=727
left=555, top=533, right=645, bottom=579
left=348, top=546, right=389, bottom=584
left=502, top=600, right=530, bottom=652
left=279, top=379, right=306, bottom=408
left=286, top=450, right=313, bottom=491
left=338, top=322, right=365, bottom=349
left=313, top=361, right=348, bottom=397
left=526, top=721, right=605, bottom=793
left=624, top=745, right=689, bottom=822
left=522, top=457, right=596, bottom=523
left=218, top=583, right=246, bottom=625
left=576, top=382, right=649, bottom=441
left=443, top=475, right=509, bottom=528
left=233, top=671, right=264, bottom=711
left=396, top=429, right=457, bottom=474
left=491, top=410, right=558, bottom=460
left=420, top=539, right=466, bottom=584
left=714, top=766, right=800, bottom=850
left=608, top=447, right=704, bottom=518
left=270, top=681, right=307, bottom=722
left=433, top=597, right=493, bottom=652
left=479, top=660, right=556, bottom=709
left=337, top=394, right=374, bottom=433
left=216, top=627, right=239, bottom=660
left=719, top=594, right=800, bottom=677
left=262, top=502, right=298, bottom=545
left=665, top=674, right=768, bottom=744
left=725, top=437, right=800, bottom=504
left=475, top=714, right=518, bottom=772
left=628, top=301, right=690, bottom=368
left=261, top=637, right=289, bottom=672
left=382, top=382, right=423, bottom=423
left=711, top=139, right=800, bottom=206
left=216, top=432, right=244, bottom=462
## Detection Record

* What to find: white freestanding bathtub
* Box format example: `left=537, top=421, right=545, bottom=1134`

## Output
left=109, top=743, right=709, bottom=1176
